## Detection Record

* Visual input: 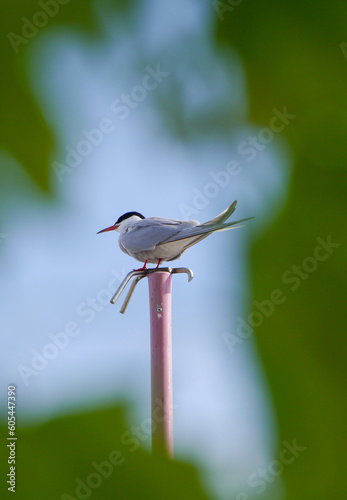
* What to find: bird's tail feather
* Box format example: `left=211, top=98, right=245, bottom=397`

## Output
left=201, top=200, right=237, bottom=226
left=161, top=217, right=254, bottom=244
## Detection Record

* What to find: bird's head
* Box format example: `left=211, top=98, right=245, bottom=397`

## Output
left=97, top=212, right=145, bottom=234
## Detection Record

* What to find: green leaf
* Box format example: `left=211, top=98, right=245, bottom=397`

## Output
left=0, top=405, right=212, bottom=499
left=215, top=1, right=347, bottom=497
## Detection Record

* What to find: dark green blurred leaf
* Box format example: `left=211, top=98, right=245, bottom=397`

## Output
left=215, top=1, right=347, bottom=498
left=0, top=406, right=212, bottom=499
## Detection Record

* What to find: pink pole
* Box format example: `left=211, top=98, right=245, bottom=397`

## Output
left=147, top=271, right=173, bottom=457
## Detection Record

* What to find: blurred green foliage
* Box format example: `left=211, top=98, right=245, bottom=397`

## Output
left=1, top=0, right=346, bottom=498
left=215, top=1, right=347, bottom=498
left=0, top=406, right=211, bottom=499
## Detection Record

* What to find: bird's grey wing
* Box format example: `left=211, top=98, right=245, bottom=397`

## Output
left=158, top=217, right=254, bottom=244
left=169, top=200, right=239, bottom=251
left=121, top=218, right=198, bottom=252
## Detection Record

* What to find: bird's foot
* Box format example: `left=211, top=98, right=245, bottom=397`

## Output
left=134, top=260, right=147, bottom=271
left=134, top=259, right=162, bottom=272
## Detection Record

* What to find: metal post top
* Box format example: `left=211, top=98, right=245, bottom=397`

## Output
left=110, top=267, right=194, bottom=313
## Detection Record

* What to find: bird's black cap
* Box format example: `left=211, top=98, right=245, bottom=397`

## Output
left=116, top=212, right=145, bottom=224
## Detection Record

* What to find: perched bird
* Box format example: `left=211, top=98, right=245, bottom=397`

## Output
left=97, top=200, right=253, bottom=269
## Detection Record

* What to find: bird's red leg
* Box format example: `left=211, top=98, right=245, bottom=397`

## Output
left=135, top=260, right=147, bottom=271
left=155, top=259, right=162, bottom=269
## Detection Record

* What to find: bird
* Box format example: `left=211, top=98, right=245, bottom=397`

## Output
left=97, top=200, right=253, bottom=269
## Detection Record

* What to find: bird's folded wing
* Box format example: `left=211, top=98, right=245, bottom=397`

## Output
left=121, top=219, right=198, bottom=252
left=158, top=217, right=254, bottom=244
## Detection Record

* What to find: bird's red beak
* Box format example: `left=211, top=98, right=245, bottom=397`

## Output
left=97, top=224, right=119, bottom=234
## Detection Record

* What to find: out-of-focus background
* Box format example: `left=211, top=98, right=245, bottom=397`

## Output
left=0, top=1, right=346, bottom=499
